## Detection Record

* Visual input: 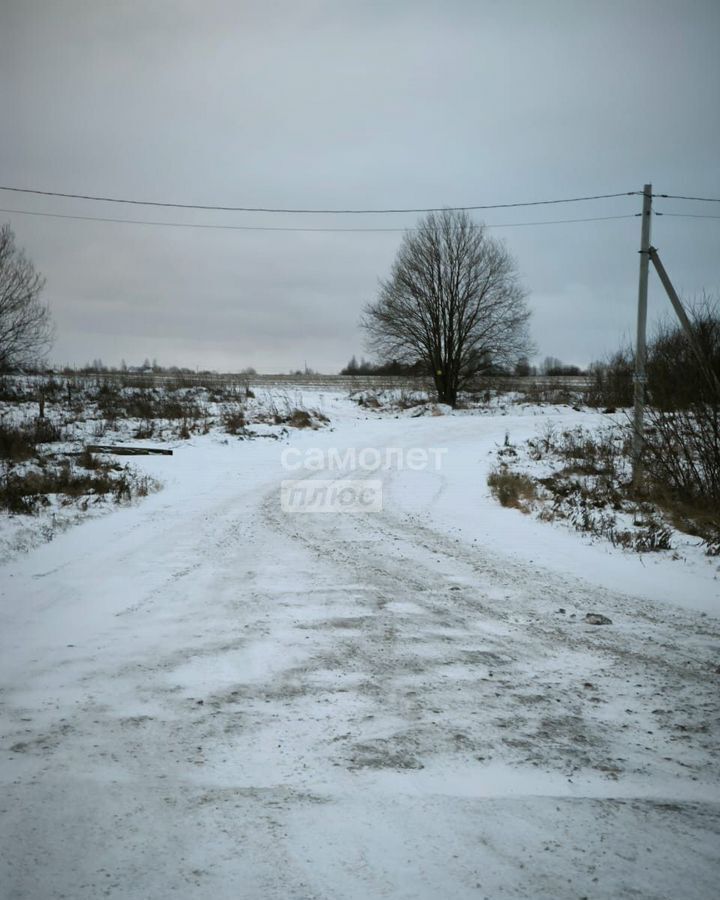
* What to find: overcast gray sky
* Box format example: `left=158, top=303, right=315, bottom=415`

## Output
left=1, top=0, right=719, bottom=372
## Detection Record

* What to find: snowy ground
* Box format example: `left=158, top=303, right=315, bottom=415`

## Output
left=1, top=391, right=719, bottom=899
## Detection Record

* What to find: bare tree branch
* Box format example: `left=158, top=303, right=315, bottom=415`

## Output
left=0, top=224, right=53, bottom=370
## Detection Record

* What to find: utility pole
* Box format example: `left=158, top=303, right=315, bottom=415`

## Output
left=632, top=184, right=652, bottom=486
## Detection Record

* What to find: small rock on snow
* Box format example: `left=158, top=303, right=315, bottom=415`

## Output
left=585, top=613, right=613, bottom=625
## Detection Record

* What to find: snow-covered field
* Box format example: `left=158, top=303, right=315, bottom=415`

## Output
left=1, top=390, right=719, bottom=899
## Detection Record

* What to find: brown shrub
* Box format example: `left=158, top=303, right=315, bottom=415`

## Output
left=487, top=468, right=536, bottom=510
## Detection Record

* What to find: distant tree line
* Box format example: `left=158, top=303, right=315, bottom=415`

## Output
left=48, top=360, right=259, bottom=376
left=537, top=356, right=585, bottom=377
left=343, top=353, right=585, bottom=379
left=340, top=355, right=426, bottom=376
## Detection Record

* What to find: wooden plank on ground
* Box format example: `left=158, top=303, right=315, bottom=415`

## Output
left=86, top=444, right=173, bottom=456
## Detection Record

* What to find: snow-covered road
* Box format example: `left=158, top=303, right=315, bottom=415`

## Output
left=1, top=397, right=719, bottom=899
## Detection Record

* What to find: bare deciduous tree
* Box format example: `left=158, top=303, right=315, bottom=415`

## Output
left=0, top=224, right=53, bottom=370
left=362, top=209, right=533, bottom=406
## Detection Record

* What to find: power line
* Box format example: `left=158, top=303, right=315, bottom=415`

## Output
left=655, top=211, right=720, bottom=220
left=0, top=184, right=638, bottom=214
left=0, top=206, right=639, bottom=232
left=654, top=193, right=720, bottom=203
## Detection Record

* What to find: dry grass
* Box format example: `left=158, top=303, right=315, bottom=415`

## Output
left=0, top=425, right=155, bottom=515
left=487, top=468, right=536, bottom=511
left=0, top=459, right=148, bottom=514
left=222, top=406, right=247, bottom=435
left=643, top=484, right=719, bottom=555
left=267, top=407, right=329, bottom=429
left=97, top=386, right=204, bottom=423
left=496, top=425, right=682, bottom=554
left=0, top=418, right=64, bottom=462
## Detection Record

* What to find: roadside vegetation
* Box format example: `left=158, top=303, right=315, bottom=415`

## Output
left=486, top=469, right=537, bottom=511
left=489, top=424, right=679, bottom=553
left=350, top=378, right=588, bottom=414
left=0, top=415, right=156, bottom=516
left=0, top=372, right=330, bottom=557
left=489, top=300, right=720, bottom=556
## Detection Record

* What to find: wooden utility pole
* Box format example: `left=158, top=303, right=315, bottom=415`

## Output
left=632, top=184, right=653, bottom=486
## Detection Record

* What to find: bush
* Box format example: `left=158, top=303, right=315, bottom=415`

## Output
left=222, top=406, right=246, bottom=435
left=530, top=423, right=631, bottom=481
left=0, top=418, right=63, bottom=461
left=0, top=456, right=152, bottom=514
left=587, top=299, right=719, bottom=536
left=586, top=350, right=634, bottom=409
left=641, top=301, right=720, bottom=519
left=264, top=403, right=328, bottom=429
left=644, top=405, right=719, bottom=513
left=487, top=468, right=536, bottom=510
left=499, top=424, right=679, bottom=553
left=646, top=300, right=720, bottom=411
left=589, top=300, right=719, bottom=416
left=97, top=387, right=203, bottom=422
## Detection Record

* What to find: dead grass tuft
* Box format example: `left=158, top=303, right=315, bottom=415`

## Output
left=487, top=468, right=536, bottom=511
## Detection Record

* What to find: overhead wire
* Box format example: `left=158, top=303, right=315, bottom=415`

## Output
left=0, top=185, right=639, bottom=215
left=654, top=193, right=720, bottom=204
left=5, top=183, right=718, bottom=232
left=655, top=211, right=720, bottom=220
left=0, top=206, right=640, bottom=232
